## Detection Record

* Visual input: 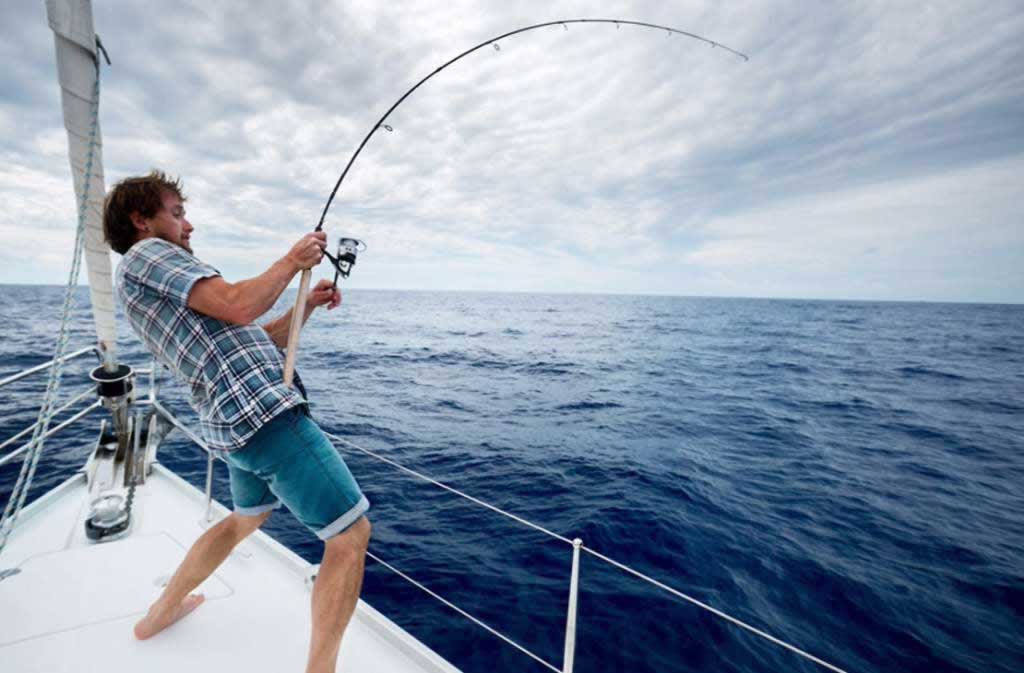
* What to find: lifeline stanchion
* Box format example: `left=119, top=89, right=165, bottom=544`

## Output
left=562, top=537, right=583, bottom=673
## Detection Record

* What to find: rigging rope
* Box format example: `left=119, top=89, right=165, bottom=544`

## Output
left=0, top=51, right=103, bottom=558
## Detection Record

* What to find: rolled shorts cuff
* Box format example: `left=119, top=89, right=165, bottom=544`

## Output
left=235, top=500, right=283, bottom=516
left=315, top=495, right=370, bottom=540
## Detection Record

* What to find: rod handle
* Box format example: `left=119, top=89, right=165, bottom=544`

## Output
left=283, top=269, right=312, bottom=387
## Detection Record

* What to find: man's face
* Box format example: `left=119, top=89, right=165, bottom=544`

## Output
left=139, top=191, right=193, bottom=253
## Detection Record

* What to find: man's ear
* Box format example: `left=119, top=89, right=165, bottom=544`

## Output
left=129, top=211, right=148, bottom=234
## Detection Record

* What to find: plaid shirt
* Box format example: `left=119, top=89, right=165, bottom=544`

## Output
left=116, top=238, right=306, bottom=452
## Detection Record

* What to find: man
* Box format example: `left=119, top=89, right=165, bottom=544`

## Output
left=103, top=170, right=370, bottom=673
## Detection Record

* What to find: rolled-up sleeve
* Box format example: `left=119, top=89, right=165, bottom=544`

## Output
left=122, top=239, right=220, bottom=306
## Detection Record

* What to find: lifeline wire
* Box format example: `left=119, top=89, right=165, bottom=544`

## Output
left=326, top=431, right=572, bottom=544
left=0, top=389, right=99, bottom=466
left=366, top=549, right=563, bottom=673
left=314, top=19, right=747, bottom=232
left=325, top=431, right=849, bottom=673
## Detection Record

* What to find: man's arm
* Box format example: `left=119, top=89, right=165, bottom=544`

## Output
left=263, top=280, right=341, bottom=349
left=187, top=232, right=326, bottom=324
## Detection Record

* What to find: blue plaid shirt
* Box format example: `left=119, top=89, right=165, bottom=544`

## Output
left=116, top=238, right=306, bottom=452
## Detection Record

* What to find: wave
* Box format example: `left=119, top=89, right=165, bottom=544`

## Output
left=5, top=287, right=1023, bottom=673
left=555, top=400, right=623, bottom=411
left=897, top=365, right=968, bottom=381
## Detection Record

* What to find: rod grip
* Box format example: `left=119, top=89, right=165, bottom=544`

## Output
left=283, top=269, right=312, bottom=387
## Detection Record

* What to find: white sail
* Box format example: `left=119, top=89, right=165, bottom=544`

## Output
left=46, top=0, right=116, bottom=366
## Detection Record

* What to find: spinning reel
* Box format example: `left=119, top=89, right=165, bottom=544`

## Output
left=326, top=237, right=367, bottom=287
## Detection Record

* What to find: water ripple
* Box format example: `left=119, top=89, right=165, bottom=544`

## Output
left=2, top=289, right=1022, bottom=673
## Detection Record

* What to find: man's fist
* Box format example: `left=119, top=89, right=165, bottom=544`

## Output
left=306, top=279, right=341, bottom=311
left=287, top=232, right=327, bottom=270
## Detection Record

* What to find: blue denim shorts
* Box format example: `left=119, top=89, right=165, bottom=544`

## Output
left=223, top=406, right=369, bottom=540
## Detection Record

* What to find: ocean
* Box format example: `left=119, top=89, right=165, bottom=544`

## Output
left=1, top=285, right=1022, bottom=673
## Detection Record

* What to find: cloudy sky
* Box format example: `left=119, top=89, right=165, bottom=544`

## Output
left=2, top=1, right=1022, bottom=302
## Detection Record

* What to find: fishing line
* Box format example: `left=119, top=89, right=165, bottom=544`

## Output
left=312, top=18, right=747, bottom=282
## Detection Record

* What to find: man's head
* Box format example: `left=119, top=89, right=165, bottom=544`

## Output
left=103, top=171, right=193, bottom=254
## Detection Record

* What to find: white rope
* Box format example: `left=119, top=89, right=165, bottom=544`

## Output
left=325, top=432, right=572, bottom=545
left=0, top=67, right=102, bottom=557
left=366, top=549, right=562, bottom=673
left=326, top=432, right=849, bottom=673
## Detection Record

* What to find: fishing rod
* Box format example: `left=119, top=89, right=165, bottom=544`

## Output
left=318, top=18, right=746, bottom=234
left=282, top=18, right=748, bottom=385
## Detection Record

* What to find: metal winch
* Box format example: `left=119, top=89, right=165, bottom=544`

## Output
left=84, top=364, right=138, bottom=542
left=89, top=363, right=134, bottom=454
left=84, top=491, right=131, bottom=542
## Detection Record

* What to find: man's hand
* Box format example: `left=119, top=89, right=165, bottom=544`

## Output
left=287, top=232, right=328, bottom=271
left=263, top=278, right=341, bottom=348
left=306, top=279, right=342, bottom=313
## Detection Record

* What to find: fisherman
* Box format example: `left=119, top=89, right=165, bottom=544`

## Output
left=103, top=170, right=369, bottom=673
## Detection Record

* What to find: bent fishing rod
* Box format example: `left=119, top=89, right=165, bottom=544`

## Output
left=282, top=18, right=748, bottom=385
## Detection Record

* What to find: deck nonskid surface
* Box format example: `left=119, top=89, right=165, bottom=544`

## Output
left=0, top=464, right=460, bottom=673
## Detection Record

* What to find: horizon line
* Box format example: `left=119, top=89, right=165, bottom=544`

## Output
left=0, top=282, right=1020, bottom=307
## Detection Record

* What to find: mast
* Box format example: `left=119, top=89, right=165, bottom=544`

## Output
left=45, top=0, right=117, bottom=371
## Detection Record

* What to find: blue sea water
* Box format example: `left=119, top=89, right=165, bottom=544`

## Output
left=1, top=285, right=1023, bottom=673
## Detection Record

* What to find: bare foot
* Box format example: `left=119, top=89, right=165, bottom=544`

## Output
left=134, top=594, right=205, bottom=640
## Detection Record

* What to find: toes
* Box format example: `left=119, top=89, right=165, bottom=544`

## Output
left=179, top=594, right=205, bottom=616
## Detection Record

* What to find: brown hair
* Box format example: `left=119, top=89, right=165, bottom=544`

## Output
left=103, top=170, right=186, bottom=254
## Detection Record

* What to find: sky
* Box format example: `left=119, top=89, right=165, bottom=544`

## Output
left=1, top=1, right=1022, bottom=302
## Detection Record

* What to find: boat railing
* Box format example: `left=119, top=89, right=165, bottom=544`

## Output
left=0, top=346, right=96, bottom=390
left=0, top=347, right=102, bottom=468
left=322, top=431, right=849, bottom=673
left=1, top=354, right=849, bottom=673
left=158, top=391, right=848, bottom=673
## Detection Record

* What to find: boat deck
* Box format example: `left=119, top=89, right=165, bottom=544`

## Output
left=0, top=464, right=462, bottom=673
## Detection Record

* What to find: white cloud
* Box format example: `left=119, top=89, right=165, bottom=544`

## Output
left=683, top=157, right=1024, bottom=301
left=1, top=0, right=1022, bottom=301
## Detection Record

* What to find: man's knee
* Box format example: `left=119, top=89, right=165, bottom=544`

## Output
left=325, top=516, right=371, bottom=555
left=225, top=509, right=272, bottom=539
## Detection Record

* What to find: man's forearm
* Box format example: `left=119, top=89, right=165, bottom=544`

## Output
left=228, top=257, right=301, bottom=324
left=262, top=302, right=315, bottom=349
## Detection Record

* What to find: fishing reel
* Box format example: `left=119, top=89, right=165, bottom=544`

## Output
left=326, top=237, right=367, bottom=285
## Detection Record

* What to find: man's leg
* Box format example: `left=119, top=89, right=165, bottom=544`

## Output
left=134, top=510, right=272, bottom=639
left=306, top=516, right=371, bottom=673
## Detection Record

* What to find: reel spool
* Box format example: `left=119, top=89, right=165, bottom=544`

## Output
left=331, top=237, right=367, bottom=285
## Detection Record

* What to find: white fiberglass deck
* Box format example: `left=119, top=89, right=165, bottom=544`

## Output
left=0, top=463, right=462, bottom=673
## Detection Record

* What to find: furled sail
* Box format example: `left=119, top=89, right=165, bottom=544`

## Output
left=45, top=0, right=116, bottom=367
